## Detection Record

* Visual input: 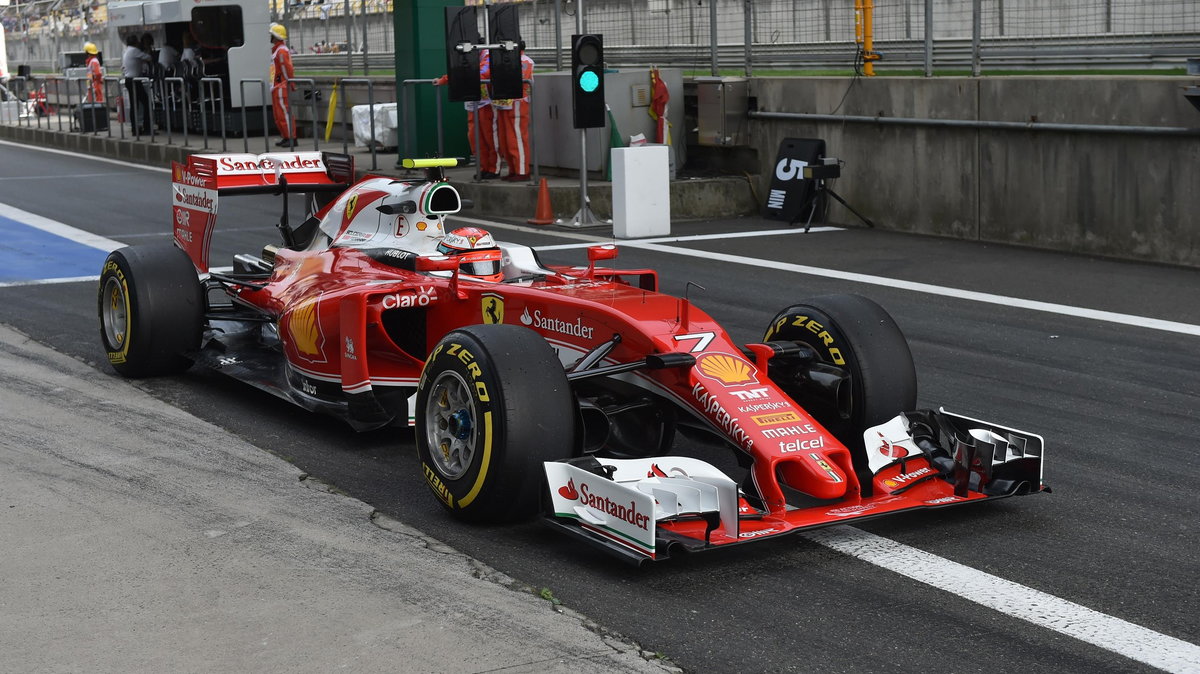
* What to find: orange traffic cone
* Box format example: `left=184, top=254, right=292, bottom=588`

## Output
left=527, top=177, right=556, bottom=225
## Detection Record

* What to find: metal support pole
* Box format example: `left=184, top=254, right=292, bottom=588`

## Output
left=345, top=0, right=353, bottom=76
left=743, top=0, right=752, bottom=77
left=340, top=78, right=377, bottom=170
left=823, top=0, right=832, bottom=42
left=396, top=78, right=440, bottom=169
left=54, top=78, right=64, bottom=132
left=568, top=0, right=602, bottom=228
left=361, top=0, right=369, bottom=76
left=629, top=0, right=636, bottom=45
left=924, top=0, right=933, bottom=77
left=292, top=77, right=320, bottom=151
left=972, top=0, right=982, bottom=77
left=709, top=0, right=719, bottom=76
left=553, top=0, right=563, bottom=70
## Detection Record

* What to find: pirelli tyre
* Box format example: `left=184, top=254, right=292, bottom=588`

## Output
left=763, top=294, right=917, bottom=477
left=98, top=244, right=204, bottom=378
left=416, top=324, right=575, bottom=523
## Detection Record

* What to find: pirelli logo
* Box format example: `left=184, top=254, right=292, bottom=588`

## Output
left=751, top=411, right=802, bottom=426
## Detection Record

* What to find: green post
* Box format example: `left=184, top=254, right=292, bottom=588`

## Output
left=393, top=0, right=469, bottom=160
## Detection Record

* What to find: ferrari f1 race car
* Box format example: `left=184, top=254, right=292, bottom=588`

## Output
left=98, top=151, right=1046, bottom=564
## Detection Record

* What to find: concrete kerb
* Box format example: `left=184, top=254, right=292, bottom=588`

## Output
left=0, top=270, right=681, bottom=672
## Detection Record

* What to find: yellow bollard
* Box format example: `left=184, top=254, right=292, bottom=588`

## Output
left=324, top=81, right=339, bottom=141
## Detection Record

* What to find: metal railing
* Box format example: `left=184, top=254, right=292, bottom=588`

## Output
left=2, top=75, right=467, bottom=172
left=339, top=78, right=377, bottom=169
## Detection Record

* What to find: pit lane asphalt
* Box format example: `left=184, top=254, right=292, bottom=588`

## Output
left=2, top=141, right=1197, bottom=673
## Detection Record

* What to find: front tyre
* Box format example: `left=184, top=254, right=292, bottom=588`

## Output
left=764, top=294, right=917, bottom=460
left=416, top=325, right=575, bottom=523
left=98, top=244, right=204, bottom=378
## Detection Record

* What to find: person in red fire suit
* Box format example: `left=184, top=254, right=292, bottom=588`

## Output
left=492, top=51, right=535, bottom=182
left=269, top=23, right=296, bottom=148
left=434, top=50, right=500, bottom=179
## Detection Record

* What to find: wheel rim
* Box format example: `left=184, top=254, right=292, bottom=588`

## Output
left=424, top=370, right=478, bottom=480
left=101, top=276, right=128, bottom=350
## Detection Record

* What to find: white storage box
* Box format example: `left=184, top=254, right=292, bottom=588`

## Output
left=0, top=100, right=21, bottom=123
left=352, top=103, right=398, bottom=150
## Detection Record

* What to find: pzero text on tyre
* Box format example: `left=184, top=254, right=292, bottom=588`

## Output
left=98, top=244, right=204, bottom=378
left=416, top=324, right=575, bottom=523
left=764, top=294, right=917, bottom=473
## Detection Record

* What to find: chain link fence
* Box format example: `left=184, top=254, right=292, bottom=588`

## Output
left=4, top=0, right=1199, bottom=74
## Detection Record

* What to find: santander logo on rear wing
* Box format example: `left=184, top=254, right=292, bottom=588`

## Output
left=194, top=151, right=343, bottom=190
left=172, top=152, right=355, bottom=273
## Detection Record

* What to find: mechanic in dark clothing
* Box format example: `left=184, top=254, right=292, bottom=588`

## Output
left=121, top=33, right=153, bottom=134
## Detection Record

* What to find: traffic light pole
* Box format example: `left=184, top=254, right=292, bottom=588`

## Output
left=567, top=0, right=605, bottom=229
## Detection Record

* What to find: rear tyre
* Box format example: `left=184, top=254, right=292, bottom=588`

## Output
left=98, top=244, right=204, bottom=378
left=416, top=324, right=575, bottom=523
left=764, top=294, right=917, bottom=479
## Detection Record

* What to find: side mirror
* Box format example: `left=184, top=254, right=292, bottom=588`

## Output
left=377, top=200, right=417, bottom=215
left=585, top=244, right=618, bottom=279
left=587, top=244, right=619, bottom=262
left=414, top=255, right=460, bottom=273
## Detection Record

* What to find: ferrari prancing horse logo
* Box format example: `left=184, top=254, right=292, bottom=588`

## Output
left=481, top=293, right=504, bottom=325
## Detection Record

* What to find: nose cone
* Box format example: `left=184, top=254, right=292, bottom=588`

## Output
left=778, top=451, right=850, bottom=500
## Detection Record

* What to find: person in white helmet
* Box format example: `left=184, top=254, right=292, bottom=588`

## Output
left=269, top=23, right=296, bottom=147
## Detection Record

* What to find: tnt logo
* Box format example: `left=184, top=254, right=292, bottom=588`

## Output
left=730, top=387, right=770, bottom=401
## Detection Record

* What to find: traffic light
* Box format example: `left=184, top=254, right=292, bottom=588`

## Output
left=571, top=34, right=604, bottom=129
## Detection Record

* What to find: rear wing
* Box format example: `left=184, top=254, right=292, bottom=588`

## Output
left=172, top=151, right=354, bottom=272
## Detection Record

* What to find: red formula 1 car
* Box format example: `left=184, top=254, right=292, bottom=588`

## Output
left=98, top=152, right=1046, bottom=564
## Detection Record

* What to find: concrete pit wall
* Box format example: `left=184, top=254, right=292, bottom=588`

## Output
left=748, top=77, right=1200, bottom=268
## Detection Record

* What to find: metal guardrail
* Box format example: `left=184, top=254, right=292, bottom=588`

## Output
left=288, top=33, right=1200, bottom=73
left=2, top=75, right=402, bottom=161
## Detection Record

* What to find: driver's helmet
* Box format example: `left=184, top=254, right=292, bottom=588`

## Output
left=437, top=227, right=502, bottom=282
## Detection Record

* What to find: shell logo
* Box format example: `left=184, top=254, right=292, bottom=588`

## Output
left=288, top=298, right=326, bottom=363
left=695, top=353, right=756, bottom=386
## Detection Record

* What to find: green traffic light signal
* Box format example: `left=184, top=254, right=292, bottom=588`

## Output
left=579, top=70, right=599, bottom=93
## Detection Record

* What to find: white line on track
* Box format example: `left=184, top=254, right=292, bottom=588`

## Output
left=627, top=241, right=1200, bottom=337
left=0, top=173, right=144, bottom=181
left=0, top=275, right=101, bottom=288
left=806, top=526, right=1200, bottom=673
left=0, top=139, right=173, bottom=173
left=458, top=215, right=1200, bottom=338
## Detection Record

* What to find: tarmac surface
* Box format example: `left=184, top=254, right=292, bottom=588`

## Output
left=0, top=323, right=677, bottom=673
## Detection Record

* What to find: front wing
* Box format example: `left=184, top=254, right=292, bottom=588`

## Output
left=543, top=409, right=1045, bottom=564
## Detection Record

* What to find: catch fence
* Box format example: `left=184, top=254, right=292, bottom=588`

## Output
left=4, top=0, right=1199, bottom=75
